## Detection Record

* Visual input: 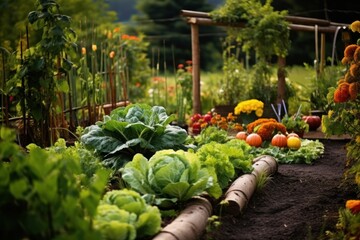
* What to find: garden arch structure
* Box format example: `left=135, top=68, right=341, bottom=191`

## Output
left=180, top=10, right=350, bottom=114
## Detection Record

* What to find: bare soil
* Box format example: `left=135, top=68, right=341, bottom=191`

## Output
left=204, top=138, right=352, bottom=240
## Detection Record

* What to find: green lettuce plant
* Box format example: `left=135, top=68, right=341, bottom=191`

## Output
left=120, top=149, right=215, bottom=208
left=0, top=127, right=110, bottom=239
left=94, top=189, right=162, bottom=240
left=81, top=104, right=189, bottom=169
left=196, top=139, right=253, bottom=191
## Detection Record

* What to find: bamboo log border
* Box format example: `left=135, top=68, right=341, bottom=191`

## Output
left=153, top=196, right=213, bottom=240
left=223, top=155, right=278, bottom=216
left=152, top=155, right=278, bottom=240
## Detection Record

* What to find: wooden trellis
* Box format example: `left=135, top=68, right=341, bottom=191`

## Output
left=180, top=10, right=350, bottom=114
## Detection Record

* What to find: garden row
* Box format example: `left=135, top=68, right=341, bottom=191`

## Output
left=0, top=103, right=325, bottom=240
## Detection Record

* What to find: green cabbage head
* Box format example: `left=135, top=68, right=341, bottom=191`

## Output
left=121, top=149, right=216, bottom=208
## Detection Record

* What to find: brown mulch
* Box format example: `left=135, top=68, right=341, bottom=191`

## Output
left=203, top=138, right=353, bottom=240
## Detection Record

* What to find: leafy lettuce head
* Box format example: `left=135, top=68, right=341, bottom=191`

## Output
left=121, top=149, right=215, bottom=208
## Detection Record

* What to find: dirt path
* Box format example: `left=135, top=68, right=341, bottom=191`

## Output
left=204, top=139, right=349, bottom=240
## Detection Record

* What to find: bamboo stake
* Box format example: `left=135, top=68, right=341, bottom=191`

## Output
left=153, top=196, right=212, bottom=240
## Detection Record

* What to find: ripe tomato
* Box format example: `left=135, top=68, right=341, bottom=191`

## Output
left=203, top=114, right=212, bottom=123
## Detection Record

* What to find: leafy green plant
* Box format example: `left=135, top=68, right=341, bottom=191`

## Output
left=94, top=189, right=162, bottom=240
left=191, top=126, right=230, bottom=146
left=196, top=139, right=253, bottom=192
left=0, top=127, right=110, bottom=239
left=120, top=149, right=215, bottom=209
left=251, top=139, right=324, bottom=164
left=81, top=104, right=189, bottom=169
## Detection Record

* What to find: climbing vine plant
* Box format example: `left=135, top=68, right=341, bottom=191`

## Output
left=7, top=0, right=77, bottom=147
left=210, top=0, right=290, bottom=104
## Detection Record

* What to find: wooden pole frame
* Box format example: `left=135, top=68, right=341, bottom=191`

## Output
left=180, top=10, right=349, bottom=114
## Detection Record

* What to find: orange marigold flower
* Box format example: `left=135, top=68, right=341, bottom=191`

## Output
left=344, top=44, right=358, bottom=61
left=349, top=82, right=359, bottom=100
left=337, top=78, right=345, bottom=85
left=350, top=20, right=360, bottom=33
left=341, top=57, right=350, bottom=65
left=233, top=123, right=244, bottom=131
left=129, top=35, right=139, bottom=41
left=345, top=72, right=357, bottom=83
left=227, top=112, right=236, bottom=122
left=346, top=199, right=360, bottom=214
left=109, top=51, right=115, bottom=59
left=350, top=63, right=360, bottom=78
left=113, top=27, right=121, bottom=33
left=81, top=47, right=86, bottom=55
left=354, top=47, right=360, bottom=62
left=247, top=118, right=277, bottom=133
left=178, top=64, right=184, bottom=69
left=92, top=44, right=97, bottom=52
left=122, top=34, right=130, bottom=40
left=256, top=122, right=286, bottom=141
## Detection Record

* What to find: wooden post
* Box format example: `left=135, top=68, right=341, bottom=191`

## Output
left=190, top=19, right=201, bottom=114
left=320, top=33, right=326, bottom=73
left=277, top=56, right=286, bottom=104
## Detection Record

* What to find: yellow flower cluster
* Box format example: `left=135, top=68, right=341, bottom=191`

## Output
left=234, top=99, right=264, bottom=117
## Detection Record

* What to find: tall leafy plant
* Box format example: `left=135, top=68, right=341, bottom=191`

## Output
left=0, top=127, right=110, bottom=239
left=6, top=0, right=77, bottom=146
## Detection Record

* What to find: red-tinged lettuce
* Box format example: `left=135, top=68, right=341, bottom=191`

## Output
left=120, top=149, right=218, bottom=208
left=81, top=104, right=188, bottom=169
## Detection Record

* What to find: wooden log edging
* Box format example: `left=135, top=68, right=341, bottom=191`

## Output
left=152, top=155, right=277, bottom=239
left=153, top=196, right=212, bottom=240
left=222, top=155, right=278, bottom=216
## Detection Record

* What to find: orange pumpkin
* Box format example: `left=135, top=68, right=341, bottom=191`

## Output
left=287, top=132, right=299, bottom=138
left=246, top=133, right=262, bottom=147
left=271, top=133, right=288, bottom=148
left=235, top=131, right=248, bottom=141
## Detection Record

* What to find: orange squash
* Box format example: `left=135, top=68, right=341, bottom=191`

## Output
left=246, top=133, right=262, bottom=147
left=287, top=132, right=299, bottom=138
left=271, top=133, right=287, bottom=148
left=235, top=131, right=248, bottom=141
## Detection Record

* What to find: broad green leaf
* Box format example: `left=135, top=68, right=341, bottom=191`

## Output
left=9, top=178, right=29, bottom=199
left=0, top=166, right=10, bottom=187
left=135, top=206, right=162, bottom=238
left=34, top=170, right=59, bottom=204
left=162, top=182, right=190, bottom=200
